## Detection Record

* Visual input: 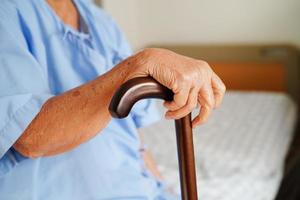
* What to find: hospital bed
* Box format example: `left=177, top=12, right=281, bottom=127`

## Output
left=139, top=45, right=300, bottom=200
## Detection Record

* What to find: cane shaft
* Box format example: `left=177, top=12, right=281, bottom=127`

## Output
left=175, top=114, right=198, bottom=200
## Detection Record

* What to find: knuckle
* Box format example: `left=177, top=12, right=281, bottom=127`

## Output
left=221, top=84, right=227, bottom=92
left=198, top=60, right=211, bottom=70
left=203, top=61, right=210, bottom=68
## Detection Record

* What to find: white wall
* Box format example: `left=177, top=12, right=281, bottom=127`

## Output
left=102, top=0, right=300, bottom=51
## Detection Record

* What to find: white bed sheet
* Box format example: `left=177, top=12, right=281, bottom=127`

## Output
left=140, top=91, right=297, bottom=200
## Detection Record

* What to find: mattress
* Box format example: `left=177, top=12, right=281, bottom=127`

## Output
left=140, top=91, right=298, bottom=200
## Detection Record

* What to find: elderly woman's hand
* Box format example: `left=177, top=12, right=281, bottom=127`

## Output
left=125, top=48, right=226, bottom=127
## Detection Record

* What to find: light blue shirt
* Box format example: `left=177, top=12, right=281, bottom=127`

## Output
left=0, top=0, right=177, bottom=199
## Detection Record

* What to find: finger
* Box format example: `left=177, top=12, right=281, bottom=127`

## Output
left=165, top=81, right=190, bottom=111
left=192, top=105, right=211, bottom=128
left=192, top=85, right=214, bottom=127
left=163, top=101, right=178, bottom=111
left=212, top=73, right=226, bottom=108
left=199, top=84, right=215, bottom=110
left=165, top=87, right=198, bottom=119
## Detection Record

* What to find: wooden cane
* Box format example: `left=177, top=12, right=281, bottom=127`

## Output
left=109, top=77, right=198, bottom=200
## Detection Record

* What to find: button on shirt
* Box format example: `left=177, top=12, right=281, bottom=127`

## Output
left=0, top=0, right=175, bottom=199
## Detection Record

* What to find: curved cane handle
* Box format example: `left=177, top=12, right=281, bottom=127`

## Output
left=109, top=77, right=173, bottom=118
left=109, top=76, right=198, bottom=200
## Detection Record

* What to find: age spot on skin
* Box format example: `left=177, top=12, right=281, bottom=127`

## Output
left=91, top=86, right=97, bottom=93
left=72, top=91, right=80, bottom=97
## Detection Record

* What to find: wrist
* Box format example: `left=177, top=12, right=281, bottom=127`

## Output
left=121, top=49, right=155, bottom=82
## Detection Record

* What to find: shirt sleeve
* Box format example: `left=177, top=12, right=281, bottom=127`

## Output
left=104, top=13, right=162, bottom=128
left=0, top=5, right=53, bottom=164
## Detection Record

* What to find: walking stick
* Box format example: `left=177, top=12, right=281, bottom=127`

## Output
left=109, top=77, right=198, bottom=200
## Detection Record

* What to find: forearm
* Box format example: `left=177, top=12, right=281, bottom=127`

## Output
left=14, top=61, right=131, bottom=158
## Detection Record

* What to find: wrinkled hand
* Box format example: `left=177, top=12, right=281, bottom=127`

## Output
left=125, top=48, right=226, bottom=128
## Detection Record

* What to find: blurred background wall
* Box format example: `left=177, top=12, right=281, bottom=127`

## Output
left=100, top=0, right=300, bottom=51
